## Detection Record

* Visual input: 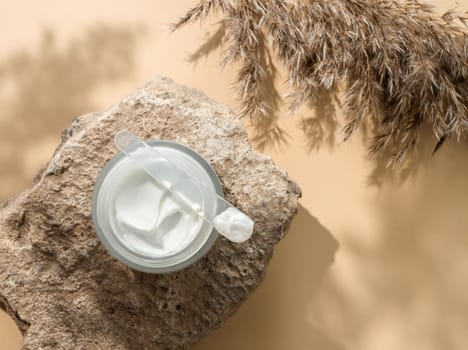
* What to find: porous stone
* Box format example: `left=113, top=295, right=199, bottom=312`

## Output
left=0, top=77, right=301, bottom=349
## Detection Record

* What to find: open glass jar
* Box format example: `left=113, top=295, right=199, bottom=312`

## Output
left=92, top=140, right=223, bottom=273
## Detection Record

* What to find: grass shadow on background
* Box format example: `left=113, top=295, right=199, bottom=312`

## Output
left=0, top=25, right=143, bottom=201
left=194, top=205, right=343, bottom=350
left=364, top=125, right=456, bottom=187
left=298, top=88, right=340, bottom=153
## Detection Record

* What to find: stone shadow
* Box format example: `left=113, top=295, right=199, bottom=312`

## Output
left=193, top=205, right=343, bottom=350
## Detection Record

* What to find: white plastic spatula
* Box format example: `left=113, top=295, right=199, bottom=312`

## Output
left=114, top=130, right=254, bottom=243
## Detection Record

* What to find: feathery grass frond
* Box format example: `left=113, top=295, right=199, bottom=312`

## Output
left=173, top=0, right=468, bottom=164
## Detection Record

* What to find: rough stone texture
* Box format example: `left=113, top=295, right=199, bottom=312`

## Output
left=0, top=77, right=301, bottom=349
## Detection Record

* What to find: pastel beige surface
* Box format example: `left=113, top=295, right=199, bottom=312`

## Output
left=0, top=0, right=467, bottom=349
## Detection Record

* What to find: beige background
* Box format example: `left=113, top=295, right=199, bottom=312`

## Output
left=1, top=1, right=467, bottom=349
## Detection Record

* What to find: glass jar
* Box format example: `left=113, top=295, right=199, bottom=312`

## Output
left=92, top=140, right=223, bottom=273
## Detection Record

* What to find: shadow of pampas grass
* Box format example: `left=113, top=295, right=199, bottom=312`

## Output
left=172, top=0, right=467, bottom=166
left=0, top=25, right=142, bottom=201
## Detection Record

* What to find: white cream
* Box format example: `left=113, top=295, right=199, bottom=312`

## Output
left=112, top=174, right=203, bottom=258
left=100, top=146, right=217, bottom=259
